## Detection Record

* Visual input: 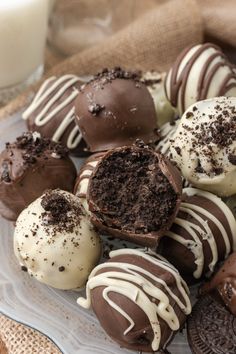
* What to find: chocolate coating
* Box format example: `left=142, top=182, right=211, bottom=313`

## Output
left=77, top=248, right=191, bottom=352
left=0, top=132, right=77, bottom=221
left=87, top=144, right=182, bottom=247
left=75, top=68, right=159, bottom=152
left=158, top=188, right=236, bottom=283
left=201, top=252, right=236, bottom=316
left=74, top=152, right=104, bottom=213
left=22, top=75, right=88, bottom=155
left=187, top=295, right=236, bottom=354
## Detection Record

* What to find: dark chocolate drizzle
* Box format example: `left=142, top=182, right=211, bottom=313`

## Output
left=166, top=43, right=236, bottom=113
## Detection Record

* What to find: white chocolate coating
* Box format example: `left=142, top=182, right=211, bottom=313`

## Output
left=77, top=248, right=191, bottom=352
left=156, top=120, right=179, bottom=156
left=22, top=75, right=85, bottom=150
left=165, top=188, right=236, bottom=279
left=165, top=43, right=236, bottom=116
left=141, top=71, right=176, bottom=126
left=170, top=97, right=236, bottom=196
left=14, top=190, right=102, bottom=290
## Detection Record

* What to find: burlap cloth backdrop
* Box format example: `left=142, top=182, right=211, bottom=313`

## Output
left=0, top=0, right=235, bottom=352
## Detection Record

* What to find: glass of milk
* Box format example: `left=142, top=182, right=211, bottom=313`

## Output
left=0, top=0, right=49, bottom=104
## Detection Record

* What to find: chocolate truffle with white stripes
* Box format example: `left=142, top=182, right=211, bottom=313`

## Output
left=22, top=75, right=88, bottom=155
left=158, top=188, right=236, bottom=283
left=77, top=248, right=191, bottom=353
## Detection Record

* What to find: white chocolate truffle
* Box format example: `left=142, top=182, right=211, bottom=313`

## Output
left=141, top=71, right=176, bottom=126
left=156, top=119, right=179, bottom=156
left=14, top=189, right=102, bottom=290
left=165, top=43, right=236, bottom=116
left=170, top=97, right=236, bottom=197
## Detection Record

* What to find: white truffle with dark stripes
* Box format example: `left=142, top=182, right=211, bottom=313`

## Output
left=165, top=43, right=236, bottom=116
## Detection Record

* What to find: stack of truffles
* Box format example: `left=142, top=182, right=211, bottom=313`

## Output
left=1, top=43, right=236, bottom=353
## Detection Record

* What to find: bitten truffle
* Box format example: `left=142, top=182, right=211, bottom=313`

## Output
left=87, top=144, right=182, bottom=247
left=201, top=252, right=236, bottom=316
left=170, top=97, right=236, bottom=196
left=22, top=75, right=88, bottom=155
left=14, top=189, right=102, bottom=290
left=77, top=248, right=191, bottom=353
left=158, top=188, right=236, bottom=283
left=0, top=132, right=77, bottom=221
left=165, top=42, right=236, bottom=115
left=75, top=67, right=159, bottom=152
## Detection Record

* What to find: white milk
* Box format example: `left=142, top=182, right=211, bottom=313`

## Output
left=0, top=0, right=48, bottom=88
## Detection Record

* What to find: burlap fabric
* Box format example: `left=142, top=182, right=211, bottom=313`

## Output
left=0, top=0, right=236, bottom=353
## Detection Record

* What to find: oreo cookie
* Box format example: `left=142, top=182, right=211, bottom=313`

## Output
left=187, top=295, right=236, bottom=354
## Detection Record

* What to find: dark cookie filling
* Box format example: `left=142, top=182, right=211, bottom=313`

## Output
left=40, top=189, right=83, bottom=234
left=89, top=147, right=178, bottom=234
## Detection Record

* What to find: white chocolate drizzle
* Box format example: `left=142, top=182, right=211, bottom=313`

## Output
left=166, top=188, right=236, bottom=278
left=77, top=248, right=191, bottom=351
left=22, top=75, right=85, bottom=149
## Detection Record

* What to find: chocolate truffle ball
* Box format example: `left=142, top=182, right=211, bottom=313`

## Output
left=77, top=248, right=191, bottom=352
left=201, top=252, right=236, bottom=316
left=158, top=188, right=236, bottom=283
left=75, top=67, right=159, bottom=152
left=170, top=97, right=236, bottom=196
left=141, top=71, right=176, bottom=126
left=22, top=75, right=88, bottom=155
left=74, top=152, right=104, bottom=213
left=87, top=144, right=182, bottom=247
left=0, top=132, right=76, bottom=221
left=14, top=189, right=102, bottom=290
left=165, top=43, right=236, bottom=115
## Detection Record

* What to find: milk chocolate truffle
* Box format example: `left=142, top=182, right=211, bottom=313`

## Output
left=165, top=43, right=236, bottom=115
left=201, top=252, right=236, bottom=316
left=87, top=143, right=182, bottom=247
left=77, top=248, right=191, bottom=353
left=0, top=132, right=76, bottom=221
left=14, top=189, right=102, bottom=290
left=170, top=97, right=236, bottom=196
left=141, top=71, right=176, bottom=126
left=22, top=75, right=88, bottom=155
left=74, top=152, right=104, bottom=213
left=75, top=67, right=159, bottom=152
left=158, top=188, right=236, bottom=283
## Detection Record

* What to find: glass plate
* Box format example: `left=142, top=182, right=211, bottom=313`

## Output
left=0, top=112, right=192, bottom=354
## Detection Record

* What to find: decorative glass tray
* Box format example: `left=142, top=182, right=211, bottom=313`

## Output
left=0, top=112, right=191, bottom=353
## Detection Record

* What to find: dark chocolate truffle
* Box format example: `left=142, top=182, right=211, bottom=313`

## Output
left=75, top=67, right=159, bottom=152
left=87, top=144, right=182, bottom=247
left=77, top=248, right=191, bottom=353
left=201, top=252, right=236, bottom=316
left=22, top=75, right=88, bottom=155
left=158, top=188, right=236, bottom=283
left=0, top=132, right=77, bottom=221
left=187, top=294, right=236, bottom=354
